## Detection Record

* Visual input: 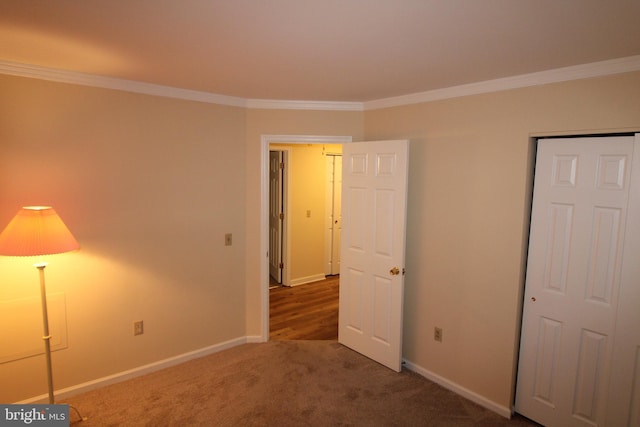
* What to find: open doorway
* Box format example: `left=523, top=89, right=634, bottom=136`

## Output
left=268, top=142, right=343, bottom=340
left=268, top=143, right=343, bottom=287
left=260, top=135, right=352, bottom=341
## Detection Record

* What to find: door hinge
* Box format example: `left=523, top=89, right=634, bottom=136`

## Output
left=279, top=262, right=284, bottom=269
left=279, top=212, right=284, bottom=220
left=279, top=162, right=284, bottom=170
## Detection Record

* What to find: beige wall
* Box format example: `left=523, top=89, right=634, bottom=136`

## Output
left=2, top=68, right=639, bottom=411
left=0, top=74, right=247, bottom=402
left=364, top=71, right=640, bottom=409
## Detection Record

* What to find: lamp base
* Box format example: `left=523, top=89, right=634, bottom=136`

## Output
left=70, top=404, right=88, bottom=422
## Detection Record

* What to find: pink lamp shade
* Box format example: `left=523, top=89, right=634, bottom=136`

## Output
left=0, top=206, right=79, bottom=256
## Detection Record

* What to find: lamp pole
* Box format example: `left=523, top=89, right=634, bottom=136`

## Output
left=36, top=262, right=55, bottom=404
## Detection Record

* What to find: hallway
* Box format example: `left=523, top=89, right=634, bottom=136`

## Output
left=269, top=276, right=339, bottom=340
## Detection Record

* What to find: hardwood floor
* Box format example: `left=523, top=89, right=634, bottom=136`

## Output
left=269, top=275, right=339, bottom=340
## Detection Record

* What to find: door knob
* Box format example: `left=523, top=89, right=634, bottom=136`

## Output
left=390, top=267, right=400, bottom=276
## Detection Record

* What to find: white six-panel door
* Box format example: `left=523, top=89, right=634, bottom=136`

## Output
left=338, top=140, right=409, bottom=372
left=516, top=135, right=640, bottom=426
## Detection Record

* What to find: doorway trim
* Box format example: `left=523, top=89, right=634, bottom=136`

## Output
left=260, top=134, right=353, bottom=340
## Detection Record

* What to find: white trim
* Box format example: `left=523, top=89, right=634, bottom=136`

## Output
left=2, top=56, right=639, bottom=111
left=260, top=135, right=353, bottom=341
left=246, top=98, right=362, bottom=111
left=403, top=358, right=513, bottom=419
left=263, top=135, right=355, bottom=144
left=289, top=273, right=327, bottom=287
left=245, top=335, right=265, bottom=343
left=364, top=55, right=640, bottom=110
left=0, top=60, right=247, bottom=107
left=15, top=336, right=248, bottom=404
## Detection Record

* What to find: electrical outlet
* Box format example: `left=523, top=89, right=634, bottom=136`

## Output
left=225, top=233, right=232, bottom=246
left=134, top=320, right=144, bottom=336
left=434, top=327, right=443, bottom=342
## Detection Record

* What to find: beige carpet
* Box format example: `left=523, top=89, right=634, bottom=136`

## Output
left=66, top=341, right=539, bottom=426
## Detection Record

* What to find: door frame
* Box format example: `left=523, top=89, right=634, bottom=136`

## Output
left=260, top=134, right=353, bottom=340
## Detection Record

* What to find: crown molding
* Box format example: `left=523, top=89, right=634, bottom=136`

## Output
left=363, top=55, right=640, bottom=110
left=0, top=60, right=248, bottom=107
left=2, top=56, right=639, bottom=111
left=246, top=98, right=362, bottom=111
left=0, top=60, right=362, bottom=111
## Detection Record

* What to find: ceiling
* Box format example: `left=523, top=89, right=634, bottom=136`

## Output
left=1, top=1, right=639, bottom=102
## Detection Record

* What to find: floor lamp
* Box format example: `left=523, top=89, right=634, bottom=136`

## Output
left=0, top=206, right=84, bottom=419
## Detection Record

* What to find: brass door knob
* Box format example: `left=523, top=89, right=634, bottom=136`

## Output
left=390, top=267, right=400, bottom=276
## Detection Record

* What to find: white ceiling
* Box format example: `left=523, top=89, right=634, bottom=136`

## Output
left=1, top=0, right=639, bottom=102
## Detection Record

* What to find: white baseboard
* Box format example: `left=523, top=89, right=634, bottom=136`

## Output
left=402, top=358, right=512, bottom=419
left=17, top=336, right=248, bottom=404
left=289, top=274, right=327, bottom=287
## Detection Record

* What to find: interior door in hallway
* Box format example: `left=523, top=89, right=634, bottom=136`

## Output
left=269, top=150, right=284, bottom=284
left=325, top=154, right=342, bottom=276
left=339, top=140, right=409, bottom=372
left=516, top=134, right=640, bottom=426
